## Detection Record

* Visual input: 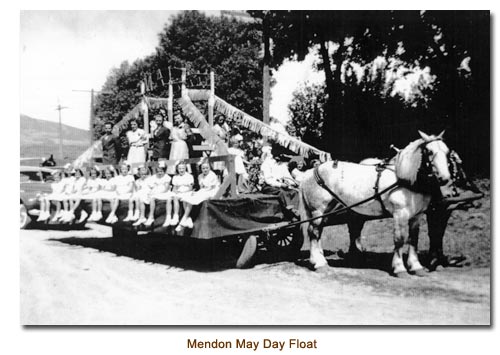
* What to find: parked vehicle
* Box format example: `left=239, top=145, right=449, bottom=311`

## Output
left=20, top=166, right=56, bottom=229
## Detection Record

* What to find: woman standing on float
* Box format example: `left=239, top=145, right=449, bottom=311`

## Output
left=167, top=113, right=189, bottom=175
left=126, top=119, right=148, bottom=167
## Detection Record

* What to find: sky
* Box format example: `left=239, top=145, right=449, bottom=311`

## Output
left=20, top=10, right=309, bottom=131
left=20, top=10, right=435, bottom=133
left=20, top=11, right=211, bottom=130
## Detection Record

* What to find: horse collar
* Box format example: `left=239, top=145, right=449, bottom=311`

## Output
left=313, top=166, right=348, bottom=208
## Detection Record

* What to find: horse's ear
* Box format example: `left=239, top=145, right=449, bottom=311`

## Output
left=437, top=130, right=446, bottom=139
left=418, top=130, right=431, bottom=142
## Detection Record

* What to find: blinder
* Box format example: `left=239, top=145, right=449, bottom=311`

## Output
left=417, top=137, right=454, bottom=198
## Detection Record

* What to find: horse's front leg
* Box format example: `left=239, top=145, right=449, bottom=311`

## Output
left=308, top=217, right=327, bottom=270
left=392, top=209, right=409, bottom=277
left=346, top=217, right=366, bottom=266
left=407, top=214, right=426, bottom=276
left=426, top=206, right=452, bottom=271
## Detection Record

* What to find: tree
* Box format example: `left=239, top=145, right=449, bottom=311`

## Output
left=286, top=82, right=327, bottom=147
left=95, top=11, right=264, bottom=135
left=249, top=10, right=489, bottom=175
left=154, top=11, right=263, bottom=117
left=93, top=56, right=154, bottom=139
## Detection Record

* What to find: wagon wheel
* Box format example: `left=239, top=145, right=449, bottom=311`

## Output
left=20, top=204, right=31, bottom=229
left=265, top=226, right=303, bottom=259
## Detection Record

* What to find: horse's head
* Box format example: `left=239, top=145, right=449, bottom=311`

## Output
left=396, top=130, right=452, bottom=192
left=418, top=130, right=451, bottom=186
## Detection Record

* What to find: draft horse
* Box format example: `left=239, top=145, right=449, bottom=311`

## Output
left=298, top=131, right=452, bottom=276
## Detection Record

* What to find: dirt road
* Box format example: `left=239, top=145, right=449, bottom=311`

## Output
left=20, top=224, right=490, bottom=325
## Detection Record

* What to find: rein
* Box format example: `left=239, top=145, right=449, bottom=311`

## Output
left=313, top=164, right=348, bottom=208
left=286, top=180, right=400, bottom=230
left=305, top=137, right=451, bottom=227
left=312, top=162, right=398, bottom=222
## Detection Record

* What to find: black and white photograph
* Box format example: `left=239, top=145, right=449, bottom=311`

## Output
left=18, top=9, right=490, bottom=327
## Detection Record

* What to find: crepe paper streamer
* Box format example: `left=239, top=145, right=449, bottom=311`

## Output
left=211, top=94, right=331, bottom=161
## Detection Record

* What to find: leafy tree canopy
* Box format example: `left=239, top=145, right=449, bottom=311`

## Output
left=94, top=10, right=264, bottom=138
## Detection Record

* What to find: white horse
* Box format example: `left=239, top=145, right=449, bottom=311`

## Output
left=298, top=131, right=452, bottom=276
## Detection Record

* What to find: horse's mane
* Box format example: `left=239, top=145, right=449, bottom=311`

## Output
left=395, top=138, right=424, bottom=185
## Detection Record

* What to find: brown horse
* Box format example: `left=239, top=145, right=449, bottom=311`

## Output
left=298, top=131, right=452, bottom=276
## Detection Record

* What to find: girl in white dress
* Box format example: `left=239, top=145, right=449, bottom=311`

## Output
left=112, top=163, right=135, bottom=224
left=59, top=165, right=76, bottom=221
left=178, top=162, right=220, bottom=230
left=63, top=168, right=88, bottom=223
left=167, top=114, right=189, bottom=175
left=170, top=162, right=194, bottom=229
left=126, top=119, right=148, bottom=166
left=37, top=171, right=64, bottom=222
left=98, top=166, right=117, bottom=222
left=126, top=166, right=152, bottom=224
left=86, top=167, right=104, bottom=222
left=134, top=163, right=172, bottom=227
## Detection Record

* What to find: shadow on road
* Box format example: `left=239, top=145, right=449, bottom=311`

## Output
left=293, top=249, right=462, bottom=275
left=51, top=235, right=244, bottom=272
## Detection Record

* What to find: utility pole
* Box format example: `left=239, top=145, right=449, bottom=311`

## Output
left=55, top=100, right=68, bottom=161
left=73, top=89, right=112, bottom=145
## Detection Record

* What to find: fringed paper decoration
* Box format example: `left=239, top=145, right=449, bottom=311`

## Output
left=187, top=89, right=210, bottom=101
left=213, top=96, right=331, bottom=161
left=111, top=102, right=145, bottom=136
left=177, top=96, right=229, bottom=156
left=72, top=140, right=103, bottom=168
left=145, top=97, right=170, bottom=110
left=106, top=90, right=331, bottom=162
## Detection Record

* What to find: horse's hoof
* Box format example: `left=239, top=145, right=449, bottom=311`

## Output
left=428, top=258, right=439, bottom=272
left=313, top=260, right=329, bottom=271
left=315, top=265, right=330, bottom=273
left=392, top=271, right=409, bottom=278
left=409, top=269, right=427, bottom=277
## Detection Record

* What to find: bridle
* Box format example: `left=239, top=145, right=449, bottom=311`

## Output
left=419, top=138, right=450, bottom=184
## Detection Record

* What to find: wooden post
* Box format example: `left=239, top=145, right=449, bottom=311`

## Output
left=208, top=71, right=215, bottom=127
left=168, top=67, right=173, bottom=124
left=143, top=98, right=149, bottom=134
left=262, top=13, right=271, bottom=126
left=181, top=68, right=187, bottom=98
left=89, top=89, right=94, bottom=146
left=228, top=154, right=237, bottom=197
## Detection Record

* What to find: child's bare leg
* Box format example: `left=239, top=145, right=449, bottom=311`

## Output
left=39, top=198, right=46, bottom=212
left=52, top=201, right=61, bottom=221
left=171, top=197, right=180, bottom=225
left=72, top=198, right=81, bottom=212
left=173, top=197, right=180, bottom=216
left=148, top=199, right=156, bottom=220
left=139, top=201, right=146, bottom=219
left=166, top=199, right=172, bottom=218
left=111, top=199, right=118, bottom=215
left=182, top=202, right=192, bottom=221
left=124, top=199, right=134, bottom=221
left=162, top=198, right=173, bottom=226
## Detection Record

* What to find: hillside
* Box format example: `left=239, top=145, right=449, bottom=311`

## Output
left=20, top=114, right=90, bottom=164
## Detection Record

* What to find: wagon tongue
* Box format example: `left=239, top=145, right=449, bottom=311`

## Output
left=437, top=185, right=483, bottom=211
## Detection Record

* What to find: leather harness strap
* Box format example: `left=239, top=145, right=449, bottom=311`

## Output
left=313, top=163, right=349, bottom=208
left=313, top=161, right=398, bottom=218
left=373, top=163, right=392, bottom=217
